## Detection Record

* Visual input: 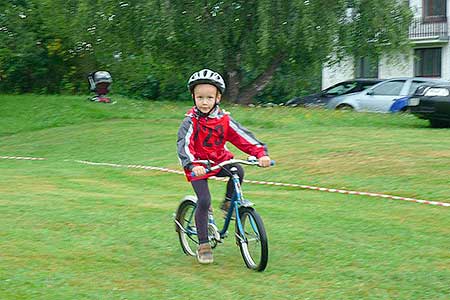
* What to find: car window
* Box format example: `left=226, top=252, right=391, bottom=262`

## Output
left=371, top=80, right=405, bottom=95
left=360, top=82, right=379, bottom=90
left=325, top=82, right=358, bottom=96
left=408, top=81, right=434, bottom=95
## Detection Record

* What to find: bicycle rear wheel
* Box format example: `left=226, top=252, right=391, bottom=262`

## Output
left=174, top=196, right=198, bottom=256
left=236, top=207, right=268, bottom=271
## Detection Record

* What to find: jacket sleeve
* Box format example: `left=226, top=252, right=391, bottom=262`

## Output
left=227, top=116, right=268, bottom=158
left=177, top=117, right=196, bottom=170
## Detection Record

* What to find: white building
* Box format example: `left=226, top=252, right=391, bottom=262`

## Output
left=322, top=0, right=449, bottom=89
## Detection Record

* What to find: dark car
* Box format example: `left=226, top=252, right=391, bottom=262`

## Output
left=408, top=85, right=450, bottom=128
left=286, top=78, right=384, bottom=107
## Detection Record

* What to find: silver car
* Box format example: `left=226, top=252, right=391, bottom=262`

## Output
left=327, top=77, right=450, bottom=113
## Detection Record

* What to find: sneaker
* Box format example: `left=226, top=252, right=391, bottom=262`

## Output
left=220, top=199, right=230, bottom=213
left=196, top=243, right=213, bottom=264
left=220, top=199, right=235, bottom=220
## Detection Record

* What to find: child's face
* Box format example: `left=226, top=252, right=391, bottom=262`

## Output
left=193, top=84, right=221, bottom=114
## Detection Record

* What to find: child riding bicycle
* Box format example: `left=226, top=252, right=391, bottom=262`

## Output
left=177, top=68, right=271, bottom=264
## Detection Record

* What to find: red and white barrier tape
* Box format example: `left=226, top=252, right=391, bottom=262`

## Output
left=72, top=160, right=186, bottom=175
left=0, top=155, right=46, bottom=160
left=243, top=180, right=450, bottom=207
left=2, top=156, right=449, bottom=207
left=72, top=159, right=449, bottom=207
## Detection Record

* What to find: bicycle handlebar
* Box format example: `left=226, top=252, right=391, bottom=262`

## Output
left=190, top=157, right=275, bottom=177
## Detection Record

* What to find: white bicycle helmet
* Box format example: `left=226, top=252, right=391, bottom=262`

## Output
left=187, top=69, right=226, bottom=94
left=93, top=71, right=112, bottom=84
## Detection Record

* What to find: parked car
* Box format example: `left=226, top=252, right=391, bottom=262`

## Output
left=285, top=79, right=383, bottom=107
left=408, top=85, right=450, bottom=128
left=327, top=77, right=450, bottom=113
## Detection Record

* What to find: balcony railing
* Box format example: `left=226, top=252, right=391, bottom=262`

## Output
left=409, top=17, right=448, bottom=41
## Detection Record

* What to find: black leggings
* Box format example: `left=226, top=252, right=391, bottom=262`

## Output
left=191, top=164, right=244, bottom=244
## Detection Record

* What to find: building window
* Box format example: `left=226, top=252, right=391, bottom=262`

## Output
left=423, top=0, right=446, bottom=22
left=414, top=48, right=441, bottom=77
left=355, top=56, right=378, bottom=78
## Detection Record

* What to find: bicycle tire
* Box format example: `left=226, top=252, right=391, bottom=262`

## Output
left=236, top=207, right=268, bottom=271
left=175, top=197, right=198, bottom=256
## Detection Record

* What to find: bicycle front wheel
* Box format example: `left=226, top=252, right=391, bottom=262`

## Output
left=236, top=207, right=268, bottom=271
left=175, top=197, right=198, bottom=256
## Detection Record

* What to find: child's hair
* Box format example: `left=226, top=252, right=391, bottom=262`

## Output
left=187, top=69, right=226, bottom=94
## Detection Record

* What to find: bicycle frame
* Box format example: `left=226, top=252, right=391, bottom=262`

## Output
left=219, top=169, right=251, bottom=239
left=176, top=157, right=272, bottom=271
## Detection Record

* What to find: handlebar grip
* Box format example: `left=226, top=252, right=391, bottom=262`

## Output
left=249, top=159, right=275, bottom=166
left=191, top=168, right=210, bottom=177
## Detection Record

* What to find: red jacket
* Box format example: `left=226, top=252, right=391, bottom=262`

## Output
left=177, top=106, right=268, bottom=181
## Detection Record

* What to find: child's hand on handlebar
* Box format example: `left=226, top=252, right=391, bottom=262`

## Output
left=192, top=166, right=207, bottom=176
left=258, top=156, right=271, bottom=167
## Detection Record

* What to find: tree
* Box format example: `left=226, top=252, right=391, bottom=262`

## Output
left=0, top=0, right=412, bottom=101
left=0, top=0, right=155, bottom=94
left=147, top=0, right=412, bottom=104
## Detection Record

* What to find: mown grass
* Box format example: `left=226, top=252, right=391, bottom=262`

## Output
left=0, top=94, right=449, bottom=299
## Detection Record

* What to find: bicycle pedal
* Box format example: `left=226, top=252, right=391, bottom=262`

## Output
left=208, top=223, right=221, bottom=241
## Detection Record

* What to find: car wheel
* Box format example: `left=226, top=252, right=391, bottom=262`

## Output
left=336, top=104, right=354, bottom=111
left=429, top=119, right=450, bottom=128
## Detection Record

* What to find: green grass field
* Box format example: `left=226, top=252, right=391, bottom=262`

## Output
left=0, top=94, right=449, bottom=299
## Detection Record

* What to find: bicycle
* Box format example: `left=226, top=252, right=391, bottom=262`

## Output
left=174, top=157, right=273, bottom=272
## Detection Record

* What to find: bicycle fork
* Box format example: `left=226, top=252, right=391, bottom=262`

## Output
left=229, top=170, right=254, bottom=245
